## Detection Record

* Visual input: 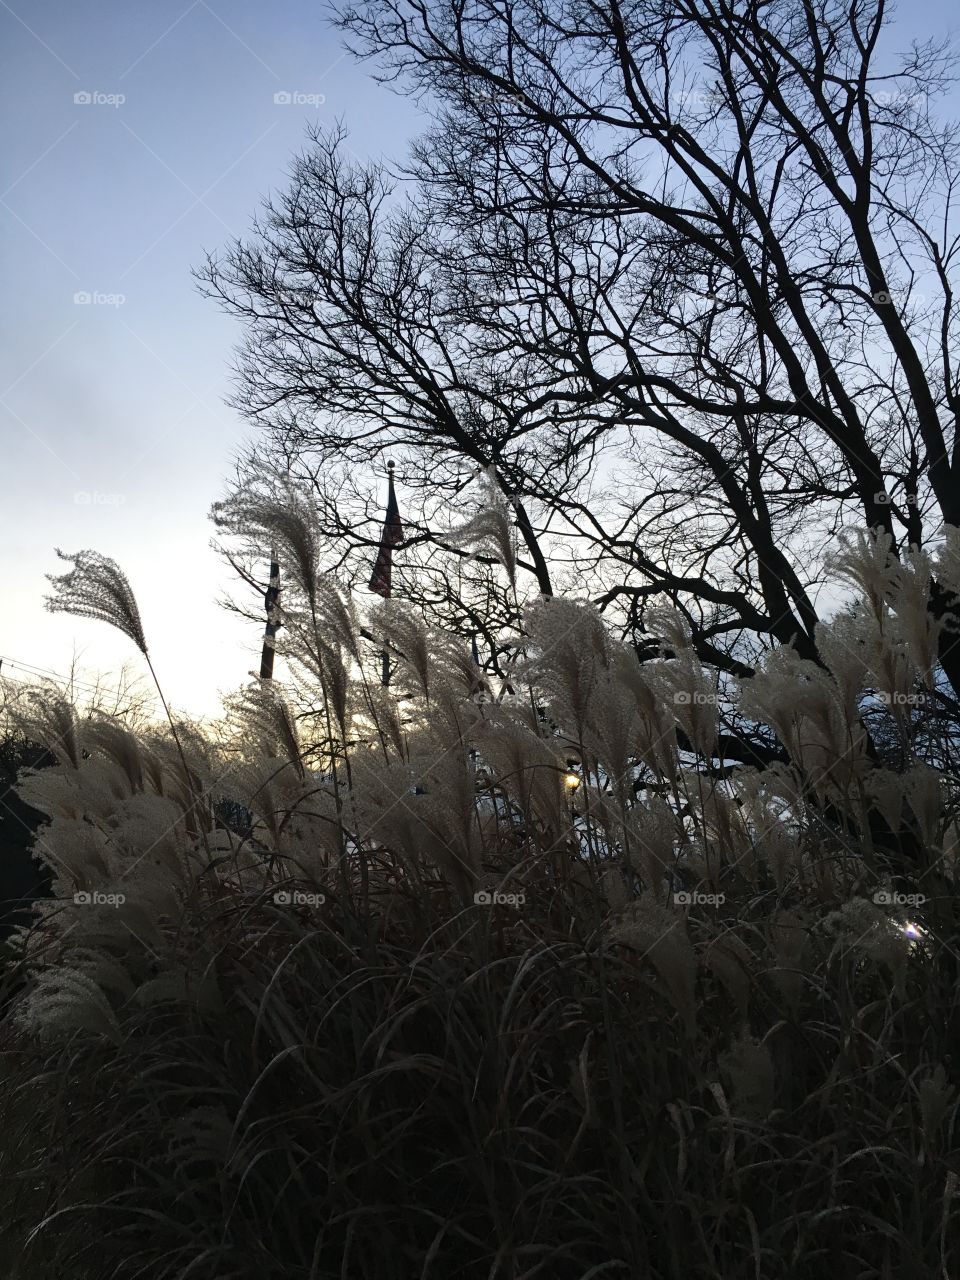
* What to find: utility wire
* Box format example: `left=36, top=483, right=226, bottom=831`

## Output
left=0, top=655, right=148, bottom=699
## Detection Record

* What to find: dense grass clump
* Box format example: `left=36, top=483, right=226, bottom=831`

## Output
left=1, top=874, right=958, bottom=1279
left=1, top=512, right=958, bottom=1278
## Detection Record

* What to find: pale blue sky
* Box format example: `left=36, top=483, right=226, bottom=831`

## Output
left=1, top=1, right=957, bottom=720
left=0, top=0, right=423, bottom=718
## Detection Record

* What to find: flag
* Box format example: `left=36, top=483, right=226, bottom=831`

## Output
left=368, top=462, right=403, bottom=598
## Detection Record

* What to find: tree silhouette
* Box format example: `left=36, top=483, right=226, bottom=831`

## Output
left=198, top=0, right=960, bottom=706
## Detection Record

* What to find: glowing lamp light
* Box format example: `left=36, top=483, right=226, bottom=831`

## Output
left=900, top=921, right=931, bottom=956
left=564, top=772, right=581, bottom=791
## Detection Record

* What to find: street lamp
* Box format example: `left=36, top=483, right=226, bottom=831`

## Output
left=564, top=761, right=581, bottom=830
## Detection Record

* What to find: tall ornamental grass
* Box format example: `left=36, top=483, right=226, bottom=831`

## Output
left=0, top=507, right=958, bottom=1279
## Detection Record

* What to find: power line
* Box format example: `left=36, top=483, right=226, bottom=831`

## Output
left=0, top=655, right=149, bottom=700
left=1, top=654, right=106, bottom=691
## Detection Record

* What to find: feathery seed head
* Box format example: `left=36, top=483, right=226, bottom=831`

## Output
left=45, top=549, right=148, bottom=655
left=213, top=484, right=320, bottom=610
left=445, top=466, right=517, bottom=584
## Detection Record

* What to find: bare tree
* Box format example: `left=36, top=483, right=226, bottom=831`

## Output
left=197, top=0, right=960, bottom=704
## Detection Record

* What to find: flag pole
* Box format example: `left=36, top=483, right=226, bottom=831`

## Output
left=381, top=461, right=395, bottom=686
left=368, top=459, right=402, bottom=687
left=259, top=461, right=291, bottom=684
left=259, top=549, right=281, bottom=681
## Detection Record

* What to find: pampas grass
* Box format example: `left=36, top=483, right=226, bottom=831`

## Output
left=45, top=549, right=149, bottom=656
left=0, top=519, right=958, bottom=1278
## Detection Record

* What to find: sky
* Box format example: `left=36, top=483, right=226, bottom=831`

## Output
left=0, top=0, right=423, bottom=721
left=2, top=1, right=958, bottom=724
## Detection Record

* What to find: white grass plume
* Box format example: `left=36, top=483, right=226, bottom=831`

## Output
left=45, top=549, right=148, bottom=654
